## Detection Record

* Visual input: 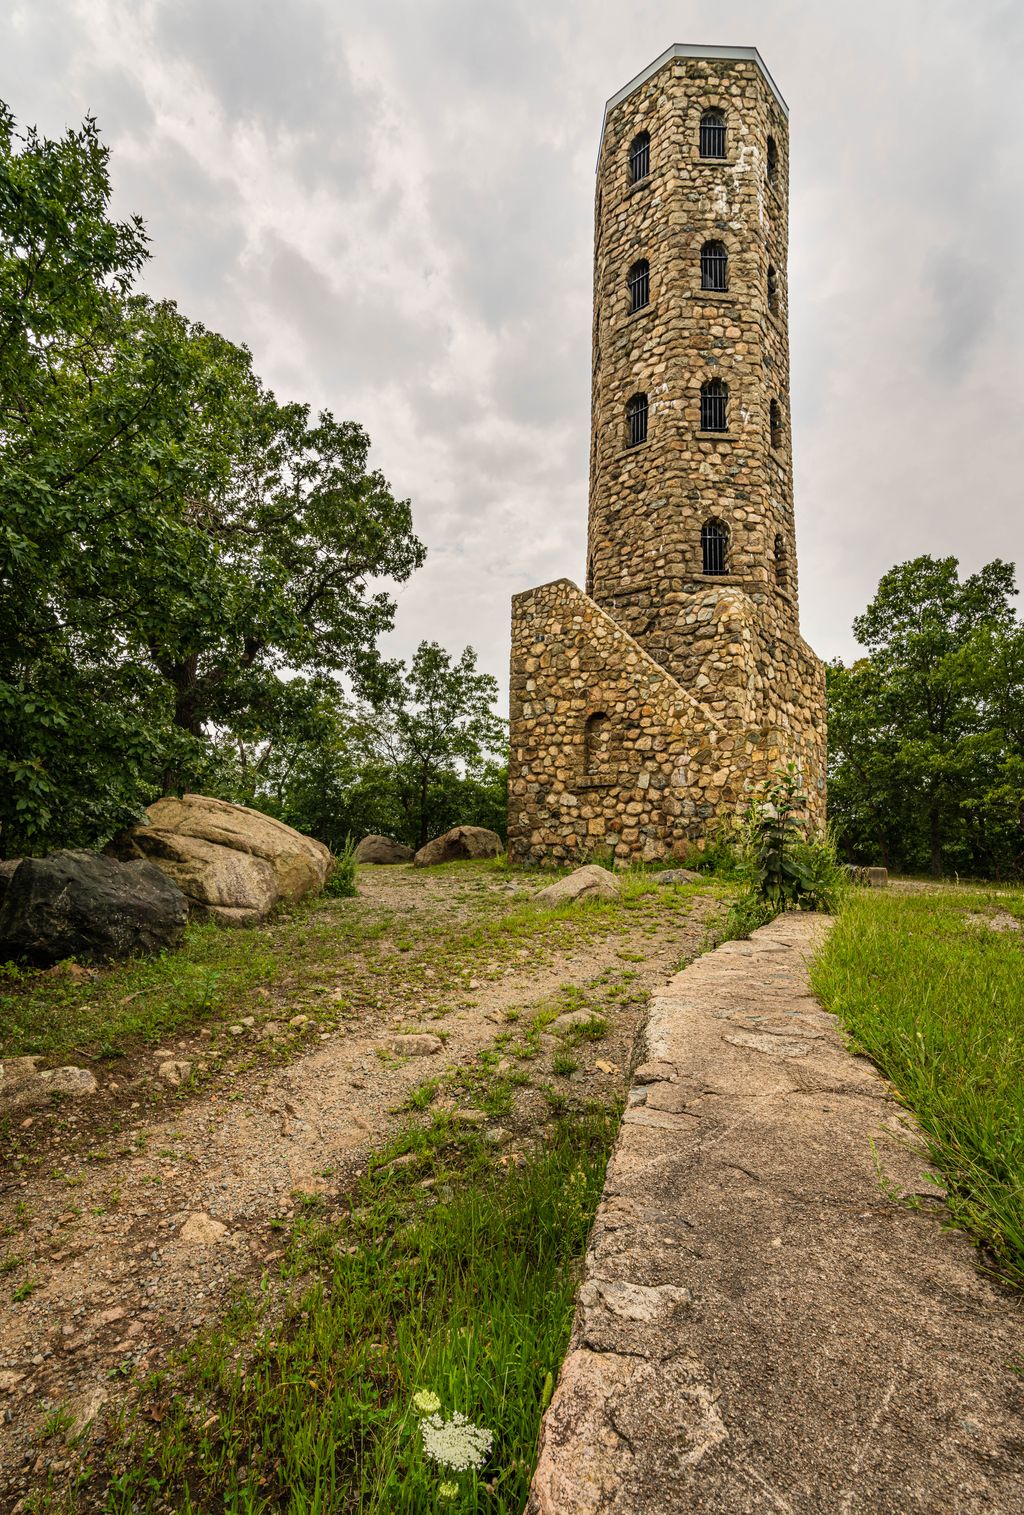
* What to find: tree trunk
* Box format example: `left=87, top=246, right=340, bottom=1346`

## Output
left=929, top=802, right=942, bottom=877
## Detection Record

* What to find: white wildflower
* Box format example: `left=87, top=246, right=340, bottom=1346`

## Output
left=420, top=1411, right=494, bottom=1472
left=412, top=1390, right=441, bottom=1416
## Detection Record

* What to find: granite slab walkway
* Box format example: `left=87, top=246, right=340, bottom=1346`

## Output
left=529, top=913, right=1024, bottom=1514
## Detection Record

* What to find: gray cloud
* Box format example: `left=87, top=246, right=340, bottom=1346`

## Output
left=1, top=0, right=1022, bottom=693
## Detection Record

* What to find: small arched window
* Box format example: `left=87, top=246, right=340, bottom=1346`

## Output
left=700, top=240, right=727, bottom=292
left=700, top=378, right=728, bottom=432
left=774, top=533, right=788, bottom=589
left=628, top=131, right=650, bottom=184
left=767, top=136, right=778, bottom=185
left=626, top=392, right=648, bottom=448
left=770, top=399, right=783, bottom=448
left=701, top=519, right=729, bottom=576
left=627, top=258, right=650, bottom=312
left=767, top=264, right=779, bottom=314
left=699, top=109, right=726, bottom=159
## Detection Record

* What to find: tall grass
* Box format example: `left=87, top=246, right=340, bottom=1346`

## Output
left=811, top=888, right=1024, bottom=1284
left=67, top=1108, right=618, bottom=1513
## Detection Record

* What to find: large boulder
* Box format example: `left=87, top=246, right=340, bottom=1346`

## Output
left=0, top=851, right=187, bottom=965
left=413, top=826, right=503, bottom=868
left=354, top=834, right=414, bottom=865
left=533, top=865, right=621, bottom=908
left=108, top=794, right=330, bottom=926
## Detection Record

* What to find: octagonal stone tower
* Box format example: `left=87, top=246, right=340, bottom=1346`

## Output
left=508, top=45, right=826, bottom=866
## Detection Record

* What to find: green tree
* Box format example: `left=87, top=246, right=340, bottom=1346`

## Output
left=827, top=556, right=1022, bottom=877
left=0, top=102, right=424, bottom=855
left=364, top=642, right=506, bottom=848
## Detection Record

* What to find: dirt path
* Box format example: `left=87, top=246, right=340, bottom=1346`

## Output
left=0, top=869, right=719, bottom=1503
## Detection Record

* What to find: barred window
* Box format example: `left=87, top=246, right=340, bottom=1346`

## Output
left=699, top=109, right=726, bottom=159
left=767, top=263, right=779, bottom=314
left=626, top=392, right=648, bottom=447
left=700, top=378, right=728, bottom=432
left=628, top=131, right=650, bottom=184
left=774, top=532, right=788, bottom=589
left=767, top=135, right=778, bottom=185
left=770, top=398, right=783, bottom=448
left=700, top=240, right=727, bottom=291
left=702, top=519, right=729, bottom=576
left=627, top=258, right=650, bottom=312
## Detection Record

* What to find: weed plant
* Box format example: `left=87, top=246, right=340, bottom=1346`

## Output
left=811, top=887, right=1024, bottom=1285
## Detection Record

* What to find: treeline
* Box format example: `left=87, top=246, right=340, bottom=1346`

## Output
left=0, top=104, right=505, bottom=859
left=828, top=556, right=1023, bottom=878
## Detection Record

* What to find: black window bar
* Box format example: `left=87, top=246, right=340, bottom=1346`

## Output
left=627, top=259, right=650, bottom=312
left=628, top=131, right=650, bottom=184
left=700, top=240, right=727, bottom=291
left=767, top=263, right=779, bottom=313
left=774, top=532, right=788, bottom=587
left=770, top=398, right=783, bottom=448
left=626, top=392, right=648, bottom=448
left=700, top=378, right=728, bottom=432
left=767, top=135, right=778, bottom=185
left=699, top=110, right=726, bottom=159
left=702, top=519, right=729, bottom=575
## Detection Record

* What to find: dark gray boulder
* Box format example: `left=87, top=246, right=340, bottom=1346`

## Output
left=0, top=851, right=188, bottom=965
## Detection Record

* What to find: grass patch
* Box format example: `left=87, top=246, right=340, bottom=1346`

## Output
left=811, top=886, right=1024, bottom=1285
left=54, top=1106, right=618, bottom=1513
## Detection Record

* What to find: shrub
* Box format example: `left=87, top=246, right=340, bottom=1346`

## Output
left=323, top=836, right=358, bottom=898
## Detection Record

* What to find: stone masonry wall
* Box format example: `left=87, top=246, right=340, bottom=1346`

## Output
left=508, top=579, right=824, bottom=866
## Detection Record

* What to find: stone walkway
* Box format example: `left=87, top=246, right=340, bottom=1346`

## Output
left=529, top=914, right=1024, bottom=1514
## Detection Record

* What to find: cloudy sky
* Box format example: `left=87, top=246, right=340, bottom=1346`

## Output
left=4, top=0, right=1023, bottom=693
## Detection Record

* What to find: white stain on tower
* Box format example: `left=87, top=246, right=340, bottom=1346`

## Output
left=509, top=45, right=826, bottom=866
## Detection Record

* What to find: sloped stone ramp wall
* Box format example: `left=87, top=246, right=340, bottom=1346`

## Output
left=528, top=915, right=1023, bottom=1514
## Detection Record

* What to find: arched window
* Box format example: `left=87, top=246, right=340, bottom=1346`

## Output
left=767, top=263, right=779, bottom=314
left=701, top=519, right=729, bottom=576
left=628, top=131, right=650, bottom=184
left=700, top=378, right=728, bottom=432
left=699, top=109, right=726, bottom=159
left=584, top=711, right=610, bottom=774
left=627, top=258, right=650, bottom=312
left=626, top=392, right=648, bottom=448
left=767, top=135, right=778, bottom=185
left=774, top=533, right=788, bottom=589
left=700, top=240, right=727, bottom=291
left=770, top=398, right=783, bottom=448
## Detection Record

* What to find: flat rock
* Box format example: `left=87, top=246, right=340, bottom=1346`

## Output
left=39, top=1066, right=98, bottom=1096
left=656, top=869, right=705, bottom=885
left=389, top=1033, right=443, bottom=1057
left=723, top=1031, right=810, bottom=1058
left=533, top=865, right=620, bottom=908
left=179, top=1212, right=228, bottom=1245
left=633, top=1060, right=676, bottom=1084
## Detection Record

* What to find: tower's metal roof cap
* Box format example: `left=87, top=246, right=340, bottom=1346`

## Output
left=600, top=44, right=788, bottom=149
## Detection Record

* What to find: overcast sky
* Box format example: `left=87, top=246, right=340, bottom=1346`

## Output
left=4, top=0, right=1023, bottom=693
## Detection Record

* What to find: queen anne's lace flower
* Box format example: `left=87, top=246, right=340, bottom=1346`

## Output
left=420, top=1411, right=494, bottom=1472
left=412, top=1390, right=441, bottom=1416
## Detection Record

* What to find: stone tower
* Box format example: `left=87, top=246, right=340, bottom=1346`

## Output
left=508, top=45, right=825, bottom=866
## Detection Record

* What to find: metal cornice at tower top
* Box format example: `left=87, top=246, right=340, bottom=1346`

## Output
left=598, top=43, right=788, bottom=166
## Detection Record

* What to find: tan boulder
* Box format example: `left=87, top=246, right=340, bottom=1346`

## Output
left=534, top=865, right=620, bottom=907
left=355, top=834, right=414, bottom=864
left=413, top=826, right=503, bottom=867
left=108, top=794, right=330, bottom=926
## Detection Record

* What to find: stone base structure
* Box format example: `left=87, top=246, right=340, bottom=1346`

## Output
left=508, top=46, right=826, bottom=865
left=509, top=578, right=824, bottom=866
